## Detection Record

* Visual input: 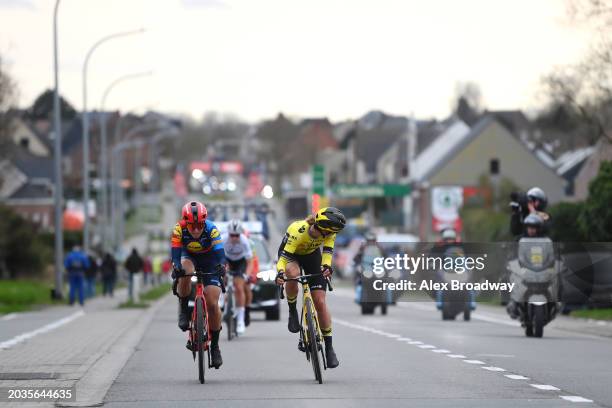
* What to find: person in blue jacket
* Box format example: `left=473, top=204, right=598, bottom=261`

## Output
left=64, top=246, right=90, bottom=306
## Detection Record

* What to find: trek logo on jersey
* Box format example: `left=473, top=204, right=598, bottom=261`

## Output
left=187, top=241, right=204, bottom=252
left=210, top=228, right=220, bottom=239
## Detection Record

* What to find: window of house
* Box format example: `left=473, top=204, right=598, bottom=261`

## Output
left=490, top=158, right=500, bottom=175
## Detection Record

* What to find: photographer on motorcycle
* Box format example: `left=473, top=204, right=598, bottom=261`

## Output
left=510, top=187, right=551, bottom=238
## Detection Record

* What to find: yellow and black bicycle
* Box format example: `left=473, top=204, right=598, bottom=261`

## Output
left=278, top=271, right=332, bottom=384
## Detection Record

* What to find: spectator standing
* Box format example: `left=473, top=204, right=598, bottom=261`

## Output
left=124, top=248, right=144, bottom=301
left=64, top=246, right=90, bottom=306
left=143, top=256, right=153, bottom=287
left=84, top=253, right=99, bottom=298
left=100, top=253, right=117, bottom=296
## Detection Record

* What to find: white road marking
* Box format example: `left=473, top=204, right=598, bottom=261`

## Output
left=385, top=334, right=401, bottom=338
left=478, top=354, right=515, bottom=358
left=448, top=354, right=467, bottom=358
left=408, top=341, right=424, bottom=345
left=560, top=396, right=593, bottom=403
left=530, top=384, right=560, bottom=391
left=1, top=313, right=18, bottom=321
left=0, top=310, right=85, bottom=350
left=398, top=302, right=520, bottom=327
left=418, top=344, right=436, bottom=349
left=396, top=337, right=412, bottom=342
left=432, top=349, right=451, bottom=353
left=482, top=366, right=506, bottom=372
left=505, top=374, right=529, bottom=380
left=463, top=360, right=486, bottom=365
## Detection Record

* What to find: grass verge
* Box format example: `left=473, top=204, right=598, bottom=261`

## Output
left=570, top=308, right=612, bottom=321
left=118, top=283, right=171, bottom=309
left=0, top=280, right=63, bottom=314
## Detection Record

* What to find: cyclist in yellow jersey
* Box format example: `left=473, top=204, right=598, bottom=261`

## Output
left=275, top=207, right=346, bottom=368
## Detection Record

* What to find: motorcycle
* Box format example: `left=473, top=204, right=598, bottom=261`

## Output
left=436, top=245, right=474, bottom=321
left=355, top=251, right=392, bottom=315
left=506, top=237, right=561, bottom=338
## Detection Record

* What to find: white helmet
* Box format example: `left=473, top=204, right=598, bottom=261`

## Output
left=228, top=219, right=243, bottom=235
left=441, top=228, right=457, bottom=240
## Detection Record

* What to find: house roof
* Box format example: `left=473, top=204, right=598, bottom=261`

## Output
left=412, top=119, right=471, bottom=182
left=556, top=146, right=596, bottom=177
left=8, top=182, right=52, bottom=200
left=355, top=112, right=409, bottom=173
left=11, top=146, right=55, bottom=181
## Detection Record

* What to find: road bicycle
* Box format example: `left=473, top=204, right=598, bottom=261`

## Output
left=222, top=273, right=238, bottom=341
left=184, top=269, right=225, bottom=384
left=278, top=271, right=332, bottom=384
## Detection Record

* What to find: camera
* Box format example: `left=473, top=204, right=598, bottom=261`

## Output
left=509, top=191, right=528, bottom=215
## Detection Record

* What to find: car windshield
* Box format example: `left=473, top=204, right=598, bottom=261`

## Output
left=251, top=237, right=271, bottom=264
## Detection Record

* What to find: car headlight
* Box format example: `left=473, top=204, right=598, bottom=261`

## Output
left=256, top=269, right=277, bottom=281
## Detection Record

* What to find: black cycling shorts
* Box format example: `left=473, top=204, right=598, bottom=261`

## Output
left=227, top=258, right=247, bottom=278
left=286, top=250, right=327, bottom=291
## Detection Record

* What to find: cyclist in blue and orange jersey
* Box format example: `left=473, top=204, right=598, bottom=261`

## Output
left=170, top=201, right=226, bottom=368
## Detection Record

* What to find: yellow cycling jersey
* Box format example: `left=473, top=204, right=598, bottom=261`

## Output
left=276, top=220, right=336, bottom=271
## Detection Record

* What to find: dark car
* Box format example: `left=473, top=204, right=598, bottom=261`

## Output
left=250, top=235, right=281, bottom=320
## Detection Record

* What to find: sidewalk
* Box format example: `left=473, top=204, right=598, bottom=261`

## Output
left=0, top=285, right=171, bottom=407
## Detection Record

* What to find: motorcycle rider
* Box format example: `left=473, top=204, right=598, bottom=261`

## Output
left=433, top=229, right=475, bottom=310
left=510, top=187, right=551, bottom=237
left=506, top=213, right=545, bottom=319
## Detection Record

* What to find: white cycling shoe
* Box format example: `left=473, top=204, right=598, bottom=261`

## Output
left=237, top=319, right=246, bottom=335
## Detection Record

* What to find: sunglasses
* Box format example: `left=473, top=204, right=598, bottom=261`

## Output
left=187, top=222, right=204, bottom=230
left=229, top=233, right=240, bottom=238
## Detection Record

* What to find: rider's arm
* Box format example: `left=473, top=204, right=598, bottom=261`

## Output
left=321, top=233, right=336, bottom=268
left=208, top=223, right=226, bottom=266
left=276, top=223, right=300, bottom=272
left=170, top=223, right=183, bottom=269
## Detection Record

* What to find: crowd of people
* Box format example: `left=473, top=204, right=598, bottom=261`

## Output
left=64, top=246, right=172, bottom=306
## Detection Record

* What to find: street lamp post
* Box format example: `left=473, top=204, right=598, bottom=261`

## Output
left=98, top=71, right=152, bottom=252
left=52, top=0, right=64, bottom=299
left=81, top=28, right=144, bottom=253
left=110, top=123, right=175, bottom=251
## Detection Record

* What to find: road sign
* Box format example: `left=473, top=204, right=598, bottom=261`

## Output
left=312, top=165, right=325, bottom=195
left=332, top=184, right=411, bottom=198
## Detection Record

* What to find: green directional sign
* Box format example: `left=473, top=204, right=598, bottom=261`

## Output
left=312, top=165, right=325, bottom=195
left=332, top=184, right=411, bottom=198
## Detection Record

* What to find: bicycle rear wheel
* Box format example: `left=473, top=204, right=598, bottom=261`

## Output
left=225, top=286, right=235, bottom=341
left=196, top=297, right=206, bottom=384
left=305, top=299, right=322, bottom=384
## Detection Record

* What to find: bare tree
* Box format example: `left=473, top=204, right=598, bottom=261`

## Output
left=538, top=2, right=612, bottom=145
left=0, top=55, right=17, bottom=159
left=453, top=81, right=483, bottom=126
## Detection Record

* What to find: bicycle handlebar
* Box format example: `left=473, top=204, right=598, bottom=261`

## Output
left=184, top=270, right=226, bottom=293
left=277, top=273, right=333, bottom=300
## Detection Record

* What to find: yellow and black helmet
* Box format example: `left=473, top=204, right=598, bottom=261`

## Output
left=314, top=207, right=346, bottom=233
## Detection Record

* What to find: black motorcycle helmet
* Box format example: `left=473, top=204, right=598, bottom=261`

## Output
left=527, top=187, right=547, bottom=211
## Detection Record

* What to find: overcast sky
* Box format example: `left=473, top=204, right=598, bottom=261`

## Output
left=0, top=0, right=596, bottom=122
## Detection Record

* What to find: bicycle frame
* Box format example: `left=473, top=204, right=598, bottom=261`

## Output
left=299, top=280, right=322, bottom=348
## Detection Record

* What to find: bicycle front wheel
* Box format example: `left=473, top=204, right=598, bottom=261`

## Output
left=196, top=297, right=206, bottom=384
left=305, top=299, right=322, bottom=384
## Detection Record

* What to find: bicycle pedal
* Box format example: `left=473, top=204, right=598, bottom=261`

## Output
left=298, top=341, right=306, bottom=352
left=186, top=341, right=193, bottom=351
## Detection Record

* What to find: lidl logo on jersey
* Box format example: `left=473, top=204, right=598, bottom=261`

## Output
left=187, top=242, right=204, bottom=252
